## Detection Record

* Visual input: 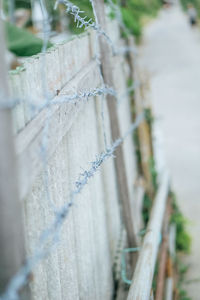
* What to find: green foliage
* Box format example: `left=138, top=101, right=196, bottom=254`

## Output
left=170, top=192, right=191, bottom=254
left=117, top=0, right=162, bottom=41
left=178, top=290, right=192, bottom=300
left=121, top=6, right=142, bottom=39
left=5, top=21, right=52, bottom=56
left=144, top=107, right=154, bottom=126
left=152, top=261, right=159, bottom=293
left=142, top=193, right=152, bottom=225
left=2, top=0, right=56, bottom=12
left=144, top=108, right=157, bottom=191
left=149, top=157, right=158, bottom=191
left=3, top=0, right=31, bottom=11
left=66, top=0, right=94, bottom=34
left=66, top=0, right=161, bottom=39
left=133, top=130, right=142, bottom=174
left=175, top=258, right=192, bottom=300
left=142, top=157, right=157, bottom=226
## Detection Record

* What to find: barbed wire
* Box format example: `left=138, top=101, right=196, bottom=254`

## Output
left=0, top=0, right=143, bottom=298
left=0, top=81, right=140, bottom=115
left=0, top=113, right=143, bottom=300
left=55, top=0, right=115, bottom=52
left=0, top=86, right=116, bottom=111
left=55, top=0, right=137, bottom=56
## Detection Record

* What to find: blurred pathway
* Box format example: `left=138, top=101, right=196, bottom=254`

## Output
left=139, top=3, right=200, bottom=299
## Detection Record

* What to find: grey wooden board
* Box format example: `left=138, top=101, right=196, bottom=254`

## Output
left=65, top=97, right=113, bottom=299
left=127, top=171, right=170, bottom=300
left=95, top=95, right=122, bottom=263
left=164, top=278, right=173, bottom=300
left=92, top=0, right=138, bottom=254
left=6, top=15, right=142, bottom=299
left=15, top=60, right=100, bottom=200
left=113, top=54, right=141, bottom=239
left=9, top=33, right=93, bottom=133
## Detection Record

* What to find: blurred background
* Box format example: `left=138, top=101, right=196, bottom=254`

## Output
left=139, top=1, right=200, bottom=299
left=1, top=0, right=163, bottom=69
left=1, top=0, right=200, bottom=299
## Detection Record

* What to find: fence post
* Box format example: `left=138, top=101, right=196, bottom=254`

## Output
left=91, top=0, right=138, bottom=261
left=0, top=19, right=30, bottom=299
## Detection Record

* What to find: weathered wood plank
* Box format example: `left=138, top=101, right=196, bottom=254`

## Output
left=127, top=171, right=170, bottom=300
left=95, top=94, right=122, bottom=265
left=15, top=60, right=101, bottom=199
left=8, top=33, right=93, bottom=133
left=5, top=9, right=150, bottom=300
left=164, top=278, right=173, bottom=300
left=65, top=97, right=113, bottom=299
left=112, top=53, right=141, bottom=239
left=92, top=0, right=138, bottom=258
left=155, top=200, right=170, bottom=300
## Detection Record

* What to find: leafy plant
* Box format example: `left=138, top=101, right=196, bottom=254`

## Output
left=142, top=192, right=152, bottom=225
left=170, top=192, right=191, bottom=254
left=4, top=21, right=52, bottom=56
left=175, top=257, right=192, bottom=300
left=115, top=0, right=162, bottom=41
left=149, top=157, right=158, bottom=191
left=144, top=108, right=154, bottom=126
left=65, top=0, right=94, bottom=34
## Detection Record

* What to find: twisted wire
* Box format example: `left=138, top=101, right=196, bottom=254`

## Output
left=0, top=113, right=143, bottom=300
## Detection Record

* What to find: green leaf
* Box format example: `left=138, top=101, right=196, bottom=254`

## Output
left=4, top=21, right=52, bottom=57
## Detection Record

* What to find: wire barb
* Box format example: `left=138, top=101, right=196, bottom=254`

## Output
left=0, top=0, right=143, bottom=299
left=0, top=114, right=143, bottom=300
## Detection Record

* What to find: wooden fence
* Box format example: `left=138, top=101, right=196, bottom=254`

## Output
left=0, top=1, right=172, bottom=299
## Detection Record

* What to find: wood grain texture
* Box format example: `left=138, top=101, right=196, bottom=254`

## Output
left=6, top=14, right=142, bottom=299
left=92, top=0, right=138, bottom=256
left=16, top=60, right=100, bottom=200
left=127, top=171, right=170, bottom=300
